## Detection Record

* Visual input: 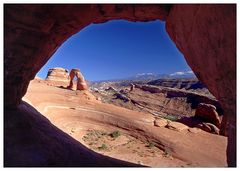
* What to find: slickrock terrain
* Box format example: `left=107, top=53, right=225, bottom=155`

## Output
left=21, top=78, right=228, bottom=167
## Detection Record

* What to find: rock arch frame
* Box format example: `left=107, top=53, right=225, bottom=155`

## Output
left=4, top=4, right=236, bottom=166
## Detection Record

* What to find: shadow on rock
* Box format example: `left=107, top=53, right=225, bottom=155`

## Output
left=177, top=116, right=203, bottom=128
left=4, top=101, right=145, bottom=167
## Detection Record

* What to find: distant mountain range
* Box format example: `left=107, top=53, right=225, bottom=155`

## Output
left=125, top=71, right=196, bottom=81
left=91, top=71, right=196, bottom=83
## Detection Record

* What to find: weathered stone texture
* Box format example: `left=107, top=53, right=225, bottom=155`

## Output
left=195, top=103, right=221, bottom=128
left=165, top=5, right=236, bottom=166
left=4, top=4, right=236, bottom=166
left=68, top=68, right=88, bottom=90
left=46, top=67, right=69, bottom=82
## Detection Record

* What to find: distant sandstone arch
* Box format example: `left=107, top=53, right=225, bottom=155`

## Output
left=68, top=68, right=88, bottom=90
left=4, top=4, right=236, bottom=166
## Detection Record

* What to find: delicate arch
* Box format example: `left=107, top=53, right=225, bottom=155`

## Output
left=68, top=68, right=88, bottom=90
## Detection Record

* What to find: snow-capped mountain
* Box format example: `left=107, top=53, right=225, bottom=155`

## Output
left=169, top=71, right=195, bottom=78
left=127, top=73, right=169, bottom=81
left=126, top=71, right=195, bottom=81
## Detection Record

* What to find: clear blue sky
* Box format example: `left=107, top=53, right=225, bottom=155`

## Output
left=37, top=19, right=192, bottom=81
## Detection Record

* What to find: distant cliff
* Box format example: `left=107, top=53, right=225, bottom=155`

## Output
left=147, top=78, right=205, bottom=90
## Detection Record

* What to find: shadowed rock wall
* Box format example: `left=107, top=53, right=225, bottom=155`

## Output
left=4, top=4, right=236, bottom=166
left=165, top=5, right=236, bottom=166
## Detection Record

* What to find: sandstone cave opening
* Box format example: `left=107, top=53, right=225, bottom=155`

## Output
left=24, top=19, right=225, bottom=167
left=5, top=4, right=235, bottom=167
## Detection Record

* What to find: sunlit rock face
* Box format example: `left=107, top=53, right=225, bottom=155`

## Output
left=4, top=4, right=236, bottom=166
left=46, top=67, right=69, bottom=83
left=68, top=68, right=88, bottom=91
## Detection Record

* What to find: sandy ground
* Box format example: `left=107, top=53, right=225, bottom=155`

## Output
left=23, top=80, right=228, bottom=167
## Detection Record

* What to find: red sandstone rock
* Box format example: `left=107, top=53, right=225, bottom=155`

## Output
left=196, top=123, right=211, bottom=133
left=195, top=103, right=221, bottom=128
left=166, top=5, right=236, bottom=165
left=34, top=76, right=42, bottom=80
left=166, top=121, right=189, bottom=132
left=4, top=4, right=171, bottom=107
left=4, top=101, right=140, bottom=166
left=154, top=118, right=169, bottom=127
left=196, top=122, right=220, bottom=135
left=132, top=84, right=221, bottom=118
left=188, top=127, right=201, bottom=134
left=45, top=67, right=70, bottom=86
left=4, top=4, right=236, bottom=166
left=205, top=123, right=220, bottom=135
left=21, top=81, right=227, bottom=167
left=46, top=67, right=69, bottom=82
left=68, top=68, right=88, bottom=91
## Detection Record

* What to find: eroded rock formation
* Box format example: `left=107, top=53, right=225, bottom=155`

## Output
left=196, top=122, right=220, bottom=135
left=148, top=78, right=205, bottom=90
left=46, top=67, right=69, bottom=86
left=166, top=121, right=189, bottom=132
left=154, top=118, right=168, bottom=127
left=68, top=68, right=88, bottom=91
left=4, top=4, right=236, bottom=166
left=46, top=67, right=69, bottom=81
left=195, top=103, right=221, bottom=128
left=135, top=84, right=222, bottom=113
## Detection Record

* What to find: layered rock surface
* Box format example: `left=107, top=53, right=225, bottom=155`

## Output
left=93, top=84, right=222, bottom=118
left=18, top=80, right=227, bottom=167
left=195, top=103, right=221, bottom=128
left=46, top=67, right=69, bottom=86
left=147, top=78, right=204, bottom=90
left=92, top=83, right=224, bottom=135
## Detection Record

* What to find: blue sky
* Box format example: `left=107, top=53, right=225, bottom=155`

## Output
left=37, top=19, right=192, bottom=81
